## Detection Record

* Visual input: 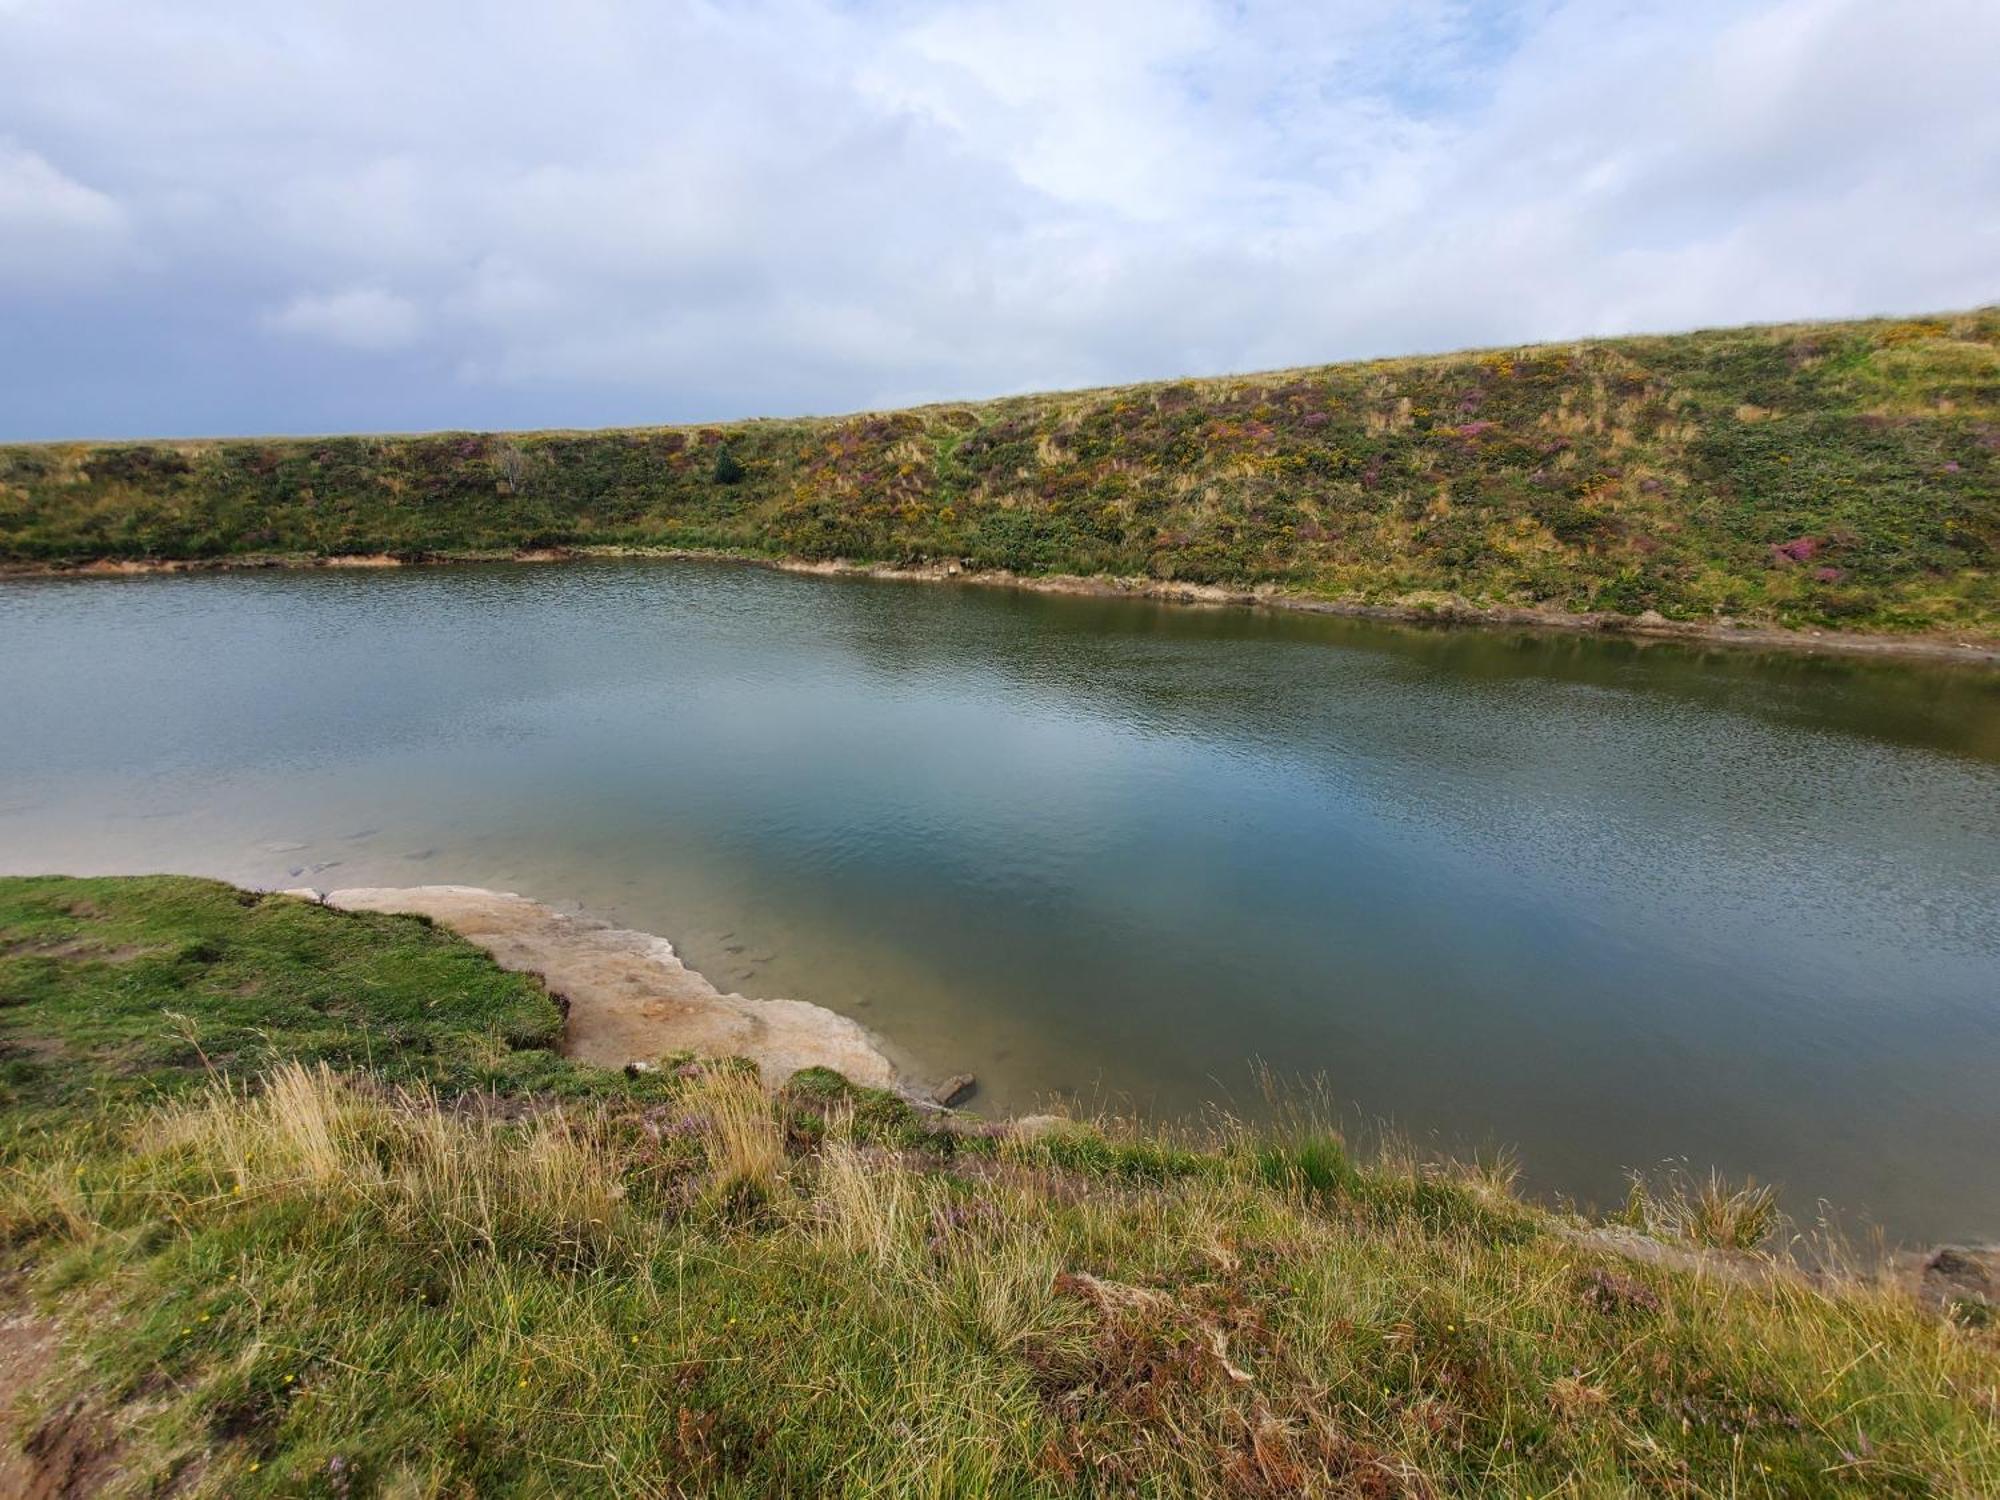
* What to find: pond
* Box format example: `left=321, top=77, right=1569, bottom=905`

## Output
left=3, top=558, right=1996, bottom=1241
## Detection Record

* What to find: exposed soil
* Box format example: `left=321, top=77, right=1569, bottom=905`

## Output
left=0, top=1307, right=116, bottom=1499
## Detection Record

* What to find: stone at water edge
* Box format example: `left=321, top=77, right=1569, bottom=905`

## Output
left=1907, top=1245, right=1998, bottom=1312
left=932, top=1073, right=977, bottom=1108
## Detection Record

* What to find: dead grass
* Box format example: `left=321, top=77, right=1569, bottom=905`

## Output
left=1621, top=1164, right=1783, bottom=1250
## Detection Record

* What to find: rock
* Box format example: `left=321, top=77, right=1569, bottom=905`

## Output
left=278, top=887, right=325, bottom=904
left=623, top=1060, right=659, bottom=1078
left=1915, top=1245, right=1997, bottom=1310
left=932, top=1073, right=977, bottom=1108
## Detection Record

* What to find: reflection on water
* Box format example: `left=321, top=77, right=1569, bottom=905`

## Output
left=3, top=558, right=1997, bottom=1241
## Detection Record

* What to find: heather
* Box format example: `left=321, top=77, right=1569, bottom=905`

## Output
left=4, top=309, right=1996, bottom=634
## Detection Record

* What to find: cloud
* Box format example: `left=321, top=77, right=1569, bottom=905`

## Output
left=0, top=139, right=127, bottom=279
left=0, top=0, right=1995, bottom=438
left=266, top=287, right=423, bottom=352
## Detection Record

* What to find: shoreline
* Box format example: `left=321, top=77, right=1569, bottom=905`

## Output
left=283, top=883, right=1999, bottom=1272
left=3, top=544, right=1994, bottom=665
left=292, top=883, right=917, bottom=1099
left=6, top=869, right=1997, bottom=1492
left=12, top=869, right=1995, bottom=1276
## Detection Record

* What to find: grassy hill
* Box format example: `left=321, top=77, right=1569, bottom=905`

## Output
left=3, top=876, right=1998, bottom=1496
left=3, top=309, right=1997, bottom=636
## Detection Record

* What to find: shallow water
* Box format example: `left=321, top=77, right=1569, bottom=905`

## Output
left=3, top=558, right=1997, bottom=1240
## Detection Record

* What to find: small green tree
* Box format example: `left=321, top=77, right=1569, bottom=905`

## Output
left=713, top=445, right=745, bottom=485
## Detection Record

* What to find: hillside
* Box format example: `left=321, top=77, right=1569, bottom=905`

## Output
left=3, top=310, right=1997, bottom=637
left=3, top=876, right=1998, bottom=1496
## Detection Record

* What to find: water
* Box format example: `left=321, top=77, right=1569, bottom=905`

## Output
left=3, top=558, right=1996, bottom=1241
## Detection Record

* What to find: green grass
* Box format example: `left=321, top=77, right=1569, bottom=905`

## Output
left=0, top=875, right=613, bottom=1120
left=3, top=310, right=1996, bottom=635
left=4, top=876, right=1998, bottom=1496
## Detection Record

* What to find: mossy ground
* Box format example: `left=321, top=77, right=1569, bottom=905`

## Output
left=3, top=310, right=1995, bottom=636
left=3, top=876, right=1997, bottom=1496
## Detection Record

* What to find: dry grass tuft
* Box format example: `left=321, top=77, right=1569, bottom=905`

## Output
left=1622, top=1164, right=1781, bottom=1249
left=686, top=1064, right=784, bottom=1209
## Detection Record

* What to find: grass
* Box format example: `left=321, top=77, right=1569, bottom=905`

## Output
left=3, top=876, right=1998, bottom=1496
left=1622, top=1165, right=1784, bottom=1252
left=2, top=309, right=1996, bottom=636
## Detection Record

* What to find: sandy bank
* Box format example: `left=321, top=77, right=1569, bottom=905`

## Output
left=301, top=884, right=901, bottom=1091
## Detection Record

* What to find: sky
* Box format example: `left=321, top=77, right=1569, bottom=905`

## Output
left=1, top=0, right=1996, bottom=440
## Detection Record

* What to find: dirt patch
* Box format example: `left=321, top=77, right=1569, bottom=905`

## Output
left=0, top=938, right=155, bottom=963
left=0, top=1036, right=74, bottom=1065
left=1561, top=1225, right=1779, bottom=1288
left=0, top=1309, right=118, bottom=1499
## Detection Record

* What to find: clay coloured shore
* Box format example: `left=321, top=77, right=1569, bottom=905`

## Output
left=298, top=883, right=904, bottom=1091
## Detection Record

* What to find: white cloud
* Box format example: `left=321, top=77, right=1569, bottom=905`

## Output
left=0, top=139, right=126, bottom=279
left=266, top=286, right=423, bottom=352
left=0, top=0, right=1996, bottom=436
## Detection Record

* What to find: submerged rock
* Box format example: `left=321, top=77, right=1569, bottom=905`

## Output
left=932, top=1073, right=977, bottom=1108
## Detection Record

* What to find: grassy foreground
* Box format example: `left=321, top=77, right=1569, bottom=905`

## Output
left=3, top=877, right=1997, bottom=1497
left=3, top=311, right=1997, bottom=637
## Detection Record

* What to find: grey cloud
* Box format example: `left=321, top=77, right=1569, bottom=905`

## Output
left=0, top=0, right=1994, bottom=439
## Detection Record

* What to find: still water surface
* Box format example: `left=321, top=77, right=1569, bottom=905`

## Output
left=3, top=559, right=1997, bottom=1240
